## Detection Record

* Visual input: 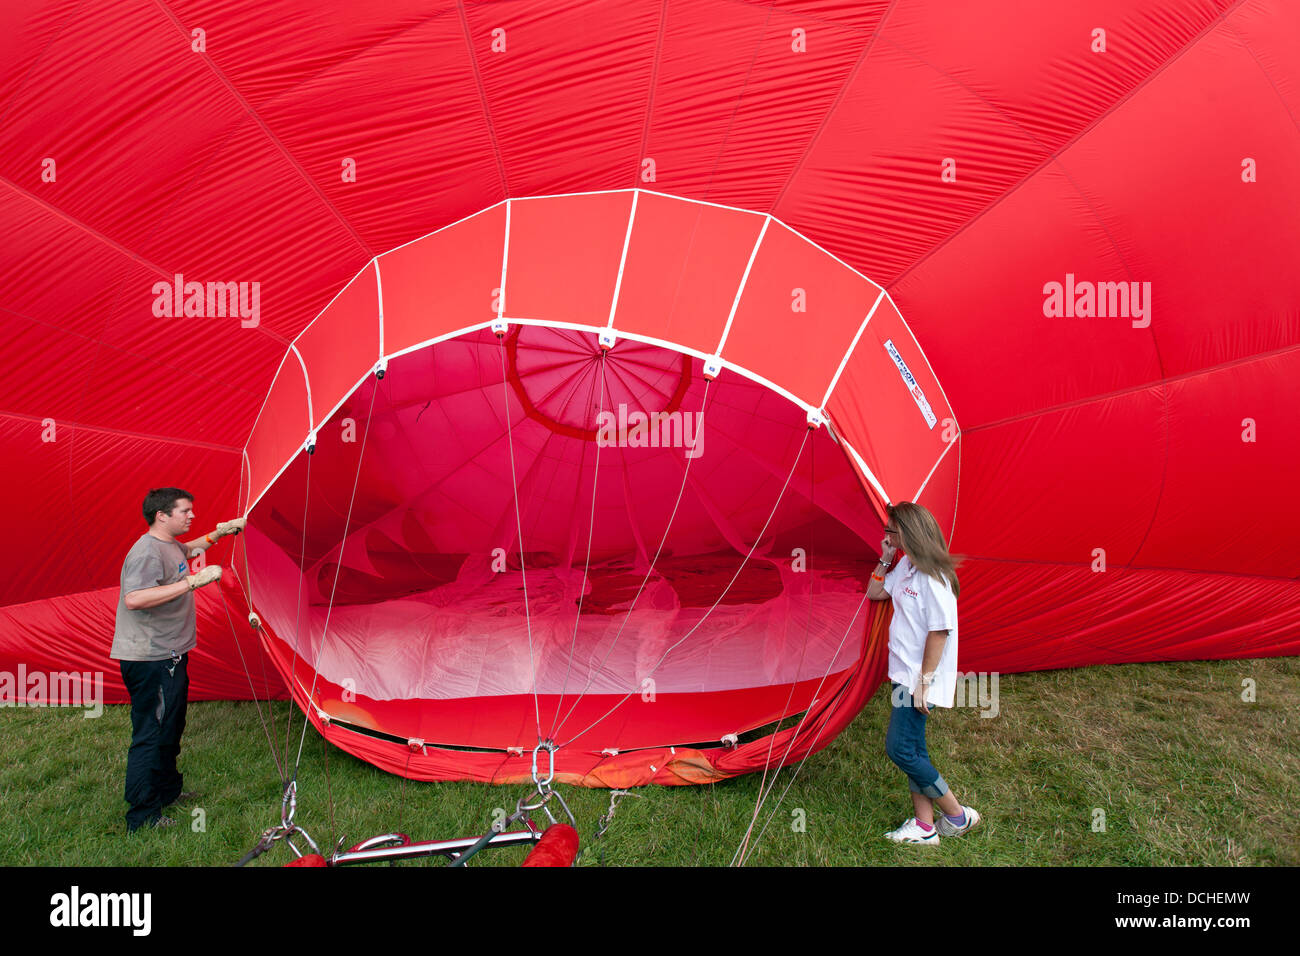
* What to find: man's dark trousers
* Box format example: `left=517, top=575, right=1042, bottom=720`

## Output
left=120, top=654, right=189, bottom=831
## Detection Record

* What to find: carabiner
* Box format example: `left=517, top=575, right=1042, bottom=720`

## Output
left=280, top=780, right=298, bottom=828
left=531, top=738, right=556, bottom=789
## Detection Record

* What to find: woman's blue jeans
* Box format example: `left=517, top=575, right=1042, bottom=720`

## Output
left=885, top=682, right=950, bottom=799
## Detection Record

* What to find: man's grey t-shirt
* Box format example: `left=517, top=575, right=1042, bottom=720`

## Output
left=110, top=534, right=196, bottom=661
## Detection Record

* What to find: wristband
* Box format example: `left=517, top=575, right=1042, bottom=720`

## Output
left=205, top=533, right=214, bottom=544
left=871, top=573, right=884, bottom=583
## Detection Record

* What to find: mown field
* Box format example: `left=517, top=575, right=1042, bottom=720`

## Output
left=2, top=656, right=1296, bottom=867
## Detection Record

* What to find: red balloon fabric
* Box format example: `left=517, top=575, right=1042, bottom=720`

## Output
left=2, top=1, right=1297, bottom=787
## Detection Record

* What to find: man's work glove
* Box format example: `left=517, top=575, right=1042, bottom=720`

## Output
left=214, top=517, right=246, bottom=538
left=193, top=517, right=247, bottom=556
left=186, top=565, right=223, bottom=591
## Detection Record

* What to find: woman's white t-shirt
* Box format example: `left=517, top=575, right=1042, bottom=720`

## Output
left=883, top=554, right=959, bottom=707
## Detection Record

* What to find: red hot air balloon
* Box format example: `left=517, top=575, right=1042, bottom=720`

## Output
left=1, top=1, right=1296, bottom=788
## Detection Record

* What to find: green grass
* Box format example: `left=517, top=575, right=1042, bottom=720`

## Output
left=2, top=656, right=1296, bottom=866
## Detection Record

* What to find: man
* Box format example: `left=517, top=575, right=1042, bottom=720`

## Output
left=110, top=487, right=243, bottom=832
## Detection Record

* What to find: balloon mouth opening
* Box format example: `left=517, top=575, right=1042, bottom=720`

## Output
left=245, top=325, right=882, bottom=751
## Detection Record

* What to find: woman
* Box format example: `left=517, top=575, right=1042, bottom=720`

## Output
left=867, top=501, right=980, bottom=845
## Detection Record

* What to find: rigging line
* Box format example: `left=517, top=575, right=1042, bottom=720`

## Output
left=217, top=586, right=284, bottom=783
left=738, top=690, right=851, bottom=866
left=398, top=743, right=414, bottom=824
left=490, top=749, right=515, bottom=784
left=233, top=528, right=284, bottom=780
left=236, top=528, right=282, bottom=783
left=549, top=351, right=610, bottom=735
left=282, top=444, right=313, bottom=778
left=557, top=425, right=813, bottom=752
left=731, top=586, right=873, bottom=866
left=549, top=377, right=716, bottom=740
left=293, top=377, right=380, bottom=777
left=324, top=733, right=336, bottom=852
left=548, top=372, right=713, bottom=737
left=234, top=459, right=252, bottom=608
left=736, top=568, right=870, bottom=865
left=499, top=336, right=542, bottom=741
left=736, top=437, right=818, bottom=862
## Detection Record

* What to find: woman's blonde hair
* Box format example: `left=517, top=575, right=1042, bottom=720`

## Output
left=887, top=501, right=959, bottom=598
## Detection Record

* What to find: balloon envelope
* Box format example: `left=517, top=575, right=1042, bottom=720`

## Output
left=2, top=0, right=1297, bottom=785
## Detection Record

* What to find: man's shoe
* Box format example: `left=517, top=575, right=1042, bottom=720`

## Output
left=883, top=818, right=940, bottom=845
left=937, top=806, right=981, bottom=837
left=153, top=816, right=177, bottom=829
left=166, top=791, right=201, bottom=807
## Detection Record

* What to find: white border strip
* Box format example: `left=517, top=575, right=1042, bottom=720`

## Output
left=821, top=287, right=886, bottom=409
left=243, top=253, right=384, bottom=466
left=289, top=345, right=313, bottom=435
left=239, top=449, right=251, bottom=520
left=373, top=258, right=385, bottom=359
left=270, top=190, right=947, bottom=397
left=241, top=348, right=295, bottom=466
left=375, top=189, right=637, bottom=267
left=717, top=215, right=771, bottom=357
left=636, top=187, right=769, bottom=218
left=243, top=190, right=956, bottom=516
left=241, top=317, right=892, bottom=516
left=507, top=188, right=637, bottom=203
left=607, top=190, right=640, bottom=328
left=913, top=433, right=959, bottom=502
left=949, top=433, right=961, bottom=546
left=498, top=199, right=511, bottom=320
left=286, top=257, right=378, bottom=359
left=378, top=199, right=508, bottom=259
left=841, top=440, right=891, bottom=508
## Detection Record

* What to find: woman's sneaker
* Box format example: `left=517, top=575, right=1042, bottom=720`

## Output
left=936, top=806, right=981, bottom=837
left=883, top=818, right=940, bottom=845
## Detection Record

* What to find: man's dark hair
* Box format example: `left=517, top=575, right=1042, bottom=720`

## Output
left=143, top=487, right=194, bottom=526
